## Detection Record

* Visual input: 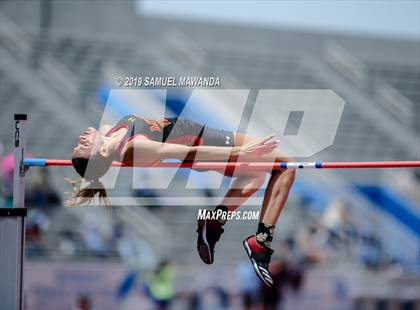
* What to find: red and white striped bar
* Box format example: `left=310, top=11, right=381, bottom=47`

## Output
left=23, top=158, right=420, bottom=169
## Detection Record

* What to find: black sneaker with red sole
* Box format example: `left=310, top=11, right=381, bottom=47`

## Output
left=196, top=214, right=224, bottom=265
left=243, top=235, right=274, bottom=287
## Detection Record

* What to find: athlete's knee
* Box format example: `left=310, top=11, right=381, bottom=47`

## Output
left=271, top=155, right=295, bottom=175
left=275, top=153, right=295, bottom=163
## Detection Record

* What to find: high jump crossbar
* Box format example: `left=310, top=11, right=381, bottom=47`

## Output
left=2, top=114, right=420, bottom=310
left=22, top=158, right=420, bottom=169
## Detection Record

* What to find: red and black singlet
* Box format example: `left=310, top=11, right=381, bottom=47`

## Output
left=105, top=115, right=235, bottom=154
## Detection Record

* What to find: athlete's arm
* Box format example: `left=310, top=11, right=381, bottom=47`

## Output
left=129, top=135, right=278, bottom=163
left=131, top=138, right=238, bottom=162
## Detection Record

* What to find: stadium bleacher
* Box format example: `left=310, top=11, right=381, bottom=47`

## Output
left=0, top=2, right=419, bottom=308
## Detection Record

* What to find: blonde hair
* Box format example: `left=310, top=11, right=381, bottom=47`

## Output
left=66, top=154, right=112, bottom=207
left=64, top=178, right=111, bottom=207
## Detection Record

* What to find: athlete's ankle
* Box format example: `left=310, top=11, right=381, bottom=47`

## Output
left=247, top=236, right=269, bottom=253
left=255, top=222, right=275, bottom=248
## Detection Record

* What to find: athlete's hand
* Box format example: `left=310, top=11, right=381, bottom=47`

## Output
left=239, top=134, right=279, bottom=158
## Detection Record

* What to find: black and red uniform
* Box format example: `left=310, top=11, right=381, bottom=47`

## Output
left=105, top=115, right=235, bottom=153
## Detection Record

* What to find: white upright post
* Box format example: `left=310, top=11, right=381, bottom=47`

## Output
left=13, top=114, right=27, bottom=209
left=0, top=114, right=27, bottom=310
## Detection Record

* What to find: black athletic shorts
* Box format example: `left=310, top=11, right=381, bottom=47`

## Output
left=162, top=118, right=235, bottom=147
left=161, top=118, right=236, bottom=175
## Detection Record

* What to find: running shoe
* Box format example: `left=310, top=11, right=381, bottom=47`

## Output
left=243, top=235, right=274, bottom=287
left=196, top=212, right=224, bottom=264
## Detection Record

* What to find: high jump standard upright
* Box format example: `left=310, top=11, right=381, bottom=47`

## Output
left=0, top=114, right=27, bottom=310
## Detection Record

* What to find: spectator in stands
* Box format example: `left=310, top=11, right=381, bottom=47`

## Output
left=0, top=151, right=15, bottom=208
left=58, top=230, right=78, bottom=256
left=321, top=199, right=358, bottom=257
left=73, top=294, right=92, bottom=310
left=261, top=257, right=289, bottom=310
left=260, top=241, right=305, bottom=310
left=26, top=168, right=60, bottom=208
left=298, top=224, right=330, bottom=264
left=202, top=286, right=231, bottom=309
left=80, top=213, right=108, bottom=257
left=359, top=233, right=382, bottom=269
left=115, top=225, right=156, bottom=268
left=236, top=260, right=262, bottom=309
left=145, top=259, right=175, bottom=310
left=385, top=170, right=420, bottom=206
left=131, top=170, right=162, bottom=207
left=25, top=209, right=49, bottom=256
left=26, top=222, right=43, bottom=256
left=277, top=239, right=305, bottom=294
left=186, top=291, right=202, bottom=310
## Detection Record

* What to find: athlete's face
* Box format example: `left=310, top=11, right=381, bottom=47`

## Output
left=72, top=127, right=104, bottom=158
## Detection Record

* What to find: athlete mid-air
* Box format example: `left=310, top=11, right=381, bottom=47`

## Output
left=68, top=115, right=296, bottom=287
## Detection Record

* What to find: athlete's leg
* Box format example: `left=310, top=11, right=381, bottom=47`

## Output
left=234, top=133, right=296, bottom=287
left=233, top=132, right=295, bottom=223
left=212, top=132, right=291, bottom=212
left=219, top=171, right=266, bottom=211
left=196, top=171, right=266, bottom=265
left=196, top=127, right=272, bottom=264
left=235, top=133, right=296, bottom=219
left=260, top=168, right=296, bottom=224
left=241, top=168, right=296, bottom=287
left=196, top=131, right=295, bottom=267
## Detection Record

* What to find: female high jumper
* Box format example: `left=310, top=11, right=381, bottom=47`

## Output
left=68, top=114, right=296, bottom=287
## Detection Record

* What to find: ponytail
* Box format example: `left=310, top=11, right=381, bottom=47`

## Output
left=64, top=178, right=111, bottom=208
left=68, top=152, right=113, bottom=207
